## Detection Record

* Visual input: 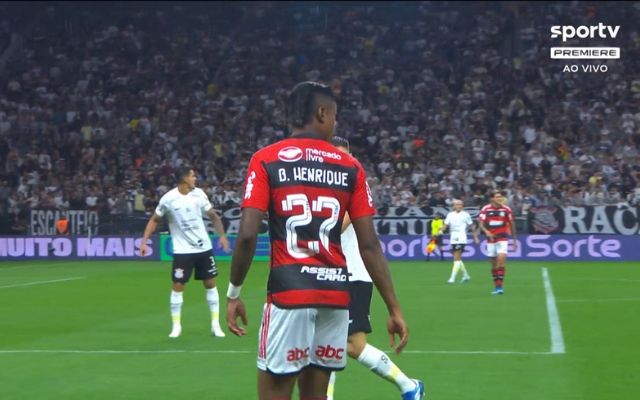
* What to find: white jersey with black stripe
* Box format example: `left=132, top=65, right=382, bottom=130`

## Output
left=341, top=224, right=372, bottom=283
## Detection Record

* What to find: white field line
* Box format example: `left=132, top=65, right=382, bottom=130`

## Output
left=0, top=276, right=86, bottom=289
left=0, top=262, right=81, bottom=272
left=0, top=349, right=559, bottom=355
left=557, top=297, right=640, bottom=303
left=542, top=268, right=566, bottom=354
left=563, top=278, right=640, bottom=283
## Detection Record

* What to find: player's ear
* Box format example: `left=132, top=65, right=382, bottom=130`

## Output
left=315, top=106, right=325, bottom=124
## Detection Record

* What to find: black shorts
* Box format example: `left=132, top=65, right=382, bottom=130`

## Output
left=432, top=236, right=443, bottom=246
left=451, top=243, right=466, bottom=252
left=348, top=281, right=373, bottom=336
left=172, top=249, right=217, bottom=283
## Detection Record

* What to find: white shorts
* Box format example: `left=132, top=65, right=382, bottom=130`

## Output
left=257, top=303, right=349, bottom=375
left=487, top=241, right=509, bottom=257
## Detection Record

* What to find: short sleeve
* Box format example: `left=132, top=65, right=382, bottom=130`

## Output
left=478, top=208, right=487, bottom=222
left=199, top=190, right=213, bottom=213
left=240, top=154, right=270, bottom=212
left=155, top=196, right=167, bottom=217
left=507, top=208, right=514, bottom=223
left=444, top=213, right=451, bottom=225
left=347, top=164, right=376, bottom=220
left=465, top=213, right=473, bottom=226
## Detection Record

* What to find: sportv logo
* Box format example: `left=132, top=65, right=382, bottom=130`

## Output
left=550, top=23, right=620, bottom=42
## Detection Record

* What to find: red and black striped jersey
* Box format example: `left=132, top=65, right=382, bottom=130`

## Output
left=478, top=203, right=514, bottom=242
left=241, top=134, right=375, bottom=309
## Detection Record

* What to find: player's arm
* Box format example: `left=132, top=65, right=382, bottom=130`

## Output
left=471, top=220, right=480, bottom=243
left=479, top=220, right=494, bottom=240
left=439, top=223, right=448, bottom=235
left=226, top=207, right=263, bottom=336
left=140, top=213, right=162, bottom=256
left=351, top=215, right=408, bottom=354
left=510, top=212, right=517, bottom=250
left=207, top=208, right=230, bottom=252
left=341, top=211, right=352, bottom=233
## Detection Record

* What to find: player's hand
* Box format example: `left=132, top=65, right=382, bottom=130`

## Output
left=140, top=241, right=148, bottom=257
left=486, top=232, right=495, bottom=240
left=387, top=312, right=409, bottom=354
left=219, top=236, right=231, bottom=253
left=226, top=298, right=248, bottom=337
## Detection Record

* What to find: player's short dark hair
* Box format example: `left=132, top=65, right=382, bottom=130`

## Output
left=286, top=81, right=336, bottom=128
left=331, top=136, right=349, bottom=151
left=174, top=165, right=193, bottom=184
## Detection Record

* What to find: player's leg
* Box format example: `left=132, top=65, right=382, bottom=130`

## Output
left=258, top=369, right=297, bottom=400
left=459, top=245, right=470, bottom=282
left=196, top=250, right=224, bottom=337
left=257, top=304, right=314, bottom=399
left=437, top=236, right=444, bottom=261
left=493, top=242, right=508, bottom=294
left=448, top=247, right=462, bottom=283
left=334, top=281, right=424, bottom=399
left=349, top=332, right=423, bottom=398
left=307, top=308, right=348, bottom=399
left=487, top=242, right=502, bottom=294
left=169, top=255, right=193, bottom=338
left=298, top=366, right=331, bottom=400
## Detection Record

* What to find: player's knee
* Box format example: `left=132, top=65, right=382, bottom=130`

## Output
left=172, top=283, right=185, bottom=292
left=347, top=337, right=366, bottom=358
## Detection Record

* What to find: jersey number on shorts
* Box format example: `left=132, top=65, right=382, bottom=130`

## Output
left=282, top=194, right=340, bottom=258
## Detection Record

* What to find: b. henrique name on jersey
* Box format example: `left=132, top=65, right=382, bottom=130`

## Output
left=277, top=166, right=350, bottom=188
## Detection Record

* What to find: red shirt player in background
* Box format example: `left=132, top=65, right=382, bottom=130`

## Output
left=226, top=81, right=410, bottom=400
left=478, top=191, right=517, bottom=295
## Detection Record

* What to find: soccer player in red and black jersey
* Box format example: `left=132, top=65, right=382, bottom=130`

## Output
left=477, top=191, right=517, bottom=295
left=226, top=82, right=410, bottom=400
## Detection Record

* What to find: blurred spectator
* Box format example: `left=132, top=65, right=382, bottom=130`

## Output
left=0, top=1, right=637, bottom=236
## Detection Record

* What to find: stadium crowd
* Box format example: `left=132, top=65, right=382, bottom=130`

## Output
left=1, top=2, right=639, bottom=234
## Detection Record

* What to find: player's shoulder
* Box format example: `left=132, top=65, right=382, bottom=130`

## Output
left=501, top=204, right=513, bottom=212
left=480, top=204, right=493, bottom=211
left=159, top=187, right=179, bottom=201
left=250, top=140, right=285, bottom=162
left=191, top=187, right=207, bottom=197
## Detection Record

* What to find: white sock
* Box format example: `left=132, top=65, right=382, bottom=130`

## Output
left=327, top=371, right=336, bottom=399
left=450, top=261, right=461, bottom=280
left=357, top=344, right=416, bottom=393
left=206, top=287, right=220, bottom=322
left=460, top=261, right=470, bottom=278
left=170, top=290, right=183, bottom=326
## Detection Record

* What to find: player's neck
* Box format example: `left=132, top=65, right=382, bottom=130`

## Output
left=290, top=129, right=327, bottom=141
left=177, top=184, right=192, bottom=195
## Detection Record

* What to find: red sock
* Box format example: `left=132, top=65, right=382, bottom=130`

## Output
left=496, top=266, right=505, bottom=287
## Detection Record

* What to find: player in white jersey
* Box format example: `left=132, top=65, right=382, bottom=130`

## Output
left=439, top=199, right=478, bottom=284
left=328, top=137, right=424, bottom=400
left=140, top=166, right=230, bottom=338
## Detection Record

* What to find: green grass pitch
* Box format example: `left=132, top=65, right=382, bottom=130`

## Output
left=0, top=259, right=638, bottom=399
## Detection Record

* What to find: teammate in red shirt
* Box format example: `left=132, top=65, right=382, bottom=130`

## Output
left=477, top=191, right=517, bottom=295
left=226, top=81, right=409, bottom=400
